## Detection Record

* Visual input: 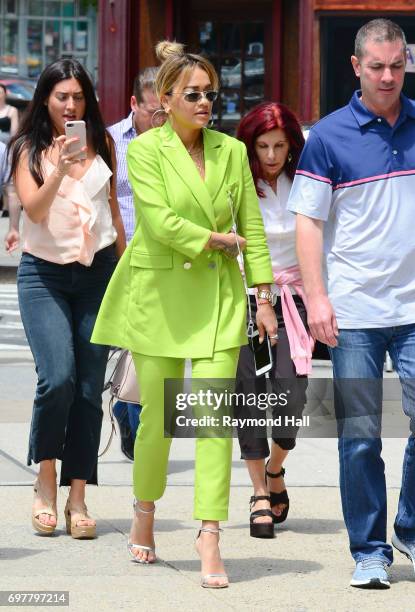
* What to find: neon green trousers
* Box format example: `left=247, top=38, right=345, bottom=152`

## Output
left=132, top=347, right=239, bottom=520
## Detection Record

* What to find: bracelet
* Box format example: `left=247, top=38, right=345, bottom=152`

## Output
left=257, top=289, right=273, bottom=304
left=257, top=299, right=273, bottom=306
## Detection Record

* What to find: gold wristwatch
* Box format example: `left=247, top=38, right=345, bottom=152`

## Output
left=257, top=289, right=274, bottom=305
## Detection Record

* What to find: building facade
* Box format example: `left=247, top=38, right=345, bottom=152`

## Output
left=0, top=0, right=97, bottom=81
left=98, top=0, right=415, bottom=129
left=2, top=1, right=414, bottom=127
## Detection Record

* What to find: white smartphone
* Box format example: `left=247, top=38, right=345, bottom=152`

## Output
left=64, top=120, right=87, bottom=160
left=249, top=330, right=273, bottom=376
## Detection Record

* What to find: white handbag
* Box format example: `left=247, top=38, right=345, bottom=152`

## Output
left=99, top=349, right=140, bottom=457
left=106, top=349, right=140, bottom=404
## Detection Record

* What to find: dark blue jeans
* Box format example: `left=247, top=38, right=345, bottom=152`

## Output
left=113, top=401, right=141, bottom=438
left=17, top=247, right=116, bottom=486
left=329, top=324, right=415, bottom=564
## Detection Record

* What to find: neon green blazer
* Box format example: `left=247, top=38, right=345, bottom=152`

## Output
left=91, top=121, right=273, bottom=358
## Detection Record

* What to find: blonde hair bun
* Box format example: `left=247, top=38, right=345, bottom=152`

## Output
left=155, top=40, right=185, bottom=62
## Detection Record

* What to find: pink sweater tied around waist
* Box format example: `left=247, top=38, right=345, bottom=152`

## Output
left=272, top=265, right=314, bottom=376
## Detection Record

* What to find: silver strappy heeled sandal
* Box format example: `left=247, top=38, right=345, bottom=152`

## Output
left=127, top=499, right=156, bottom=564
left=196, top=527, right=229, bottom=588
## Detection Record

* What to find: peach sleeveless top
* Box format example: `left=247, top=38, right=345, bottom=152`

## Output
left=22, top=154, right=117, bottom=266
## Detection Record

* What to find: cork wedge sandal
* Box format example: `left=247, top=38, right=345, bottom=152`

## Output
left=32, top=478, right=57, bottom=536
left=64, top=499, right=96, bottom=539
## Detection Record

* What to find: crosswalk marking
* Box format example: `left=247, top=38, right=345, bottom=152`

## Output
left=0, top=283, right=28, bottom=353
left=0, top=344, right=29, bottom=350
left=0, top=322, right=24, bottom=329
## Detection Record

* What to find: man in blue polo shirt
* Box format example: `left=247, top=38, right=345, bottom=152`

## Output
left=288, top=19, right=415, bottom=589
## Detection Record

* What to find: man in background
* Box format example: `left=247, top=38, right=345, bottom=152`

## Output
left=108, top=67, right=160, bottom=241
left=108, top=67, right=160, bottom=460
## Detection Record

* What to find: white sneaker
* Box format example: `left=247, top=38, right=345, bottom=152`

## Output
left=392, top=532, right=415, bottom=575
left=350, top=558, right=390, bottom=589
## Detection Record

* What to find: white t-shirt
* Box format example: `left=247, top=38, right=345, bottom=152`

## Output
left=257, top=174, right=297, bottom=295
left=245, top=173, right=297, bottom=296
left=258, top=175, right=297, bottom=270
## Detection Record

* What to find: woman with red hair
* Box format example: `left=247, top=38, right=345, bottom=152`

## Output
left=235, top=102, right=312, bottom=538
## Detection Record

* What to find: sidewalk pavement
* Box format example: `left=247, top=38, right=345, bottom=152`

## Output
left=1, top=415, right=414, bottom=610
left=2, top=481, right=414, bottom=612
left=1, top=216, right=414, bottom=610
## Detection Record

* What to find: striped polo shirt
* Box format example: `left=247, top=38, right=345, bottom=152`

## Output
left=287, top=90, right=415, bottom=328
left=107, top=112, right=137, bottom=242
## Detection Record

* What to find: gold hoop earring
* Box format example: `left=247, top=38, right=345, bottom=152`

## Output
left=151, top=108, right=168, bottom=129
left=287, top=152, right=293, bottom=163
left=207, top=116, right=214, bottom=129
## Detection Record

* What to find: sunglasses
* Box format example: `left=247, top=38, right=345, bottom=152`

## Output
left=168, top=90, right=219, bottom=103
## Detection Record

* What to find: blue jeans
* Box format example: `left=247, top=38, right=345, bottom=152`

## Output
left=329, top=324, right=415, bottom=564
left=113, top=401, right=141, bottom=438
left=17, top=248, right=116, bottom=486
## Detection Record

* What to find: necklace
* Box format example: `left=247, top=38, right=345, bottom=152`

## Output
left=192, top=149, right=205, bottom=176
left=186, top=136, right=203, bottom=156
left=185, top=138, right=204, bottom=176
left=188, top=146, right=203, bottom=157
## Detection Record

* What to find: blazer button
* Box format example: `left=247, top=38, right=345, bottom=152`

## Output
left=208, top=261, right=216, bottom=269
left=183, top=262, right=192, bottom=270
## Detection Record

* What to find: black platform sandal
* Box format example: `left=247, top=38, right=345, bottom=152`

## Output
left=249, top=495, right=275, bottom=538
left=265, top=462, right=290, bottom=524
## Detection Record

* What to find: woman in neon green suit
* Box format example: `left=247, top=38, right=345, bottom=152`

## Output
left=92, top=41, right=278, bottom=588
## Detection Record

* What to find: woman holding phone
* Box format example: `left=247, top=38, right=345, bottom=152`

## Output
left=8, top=59, right=126, bottom=539
left=235, top=102, right=312, bottom=538
left=92, top=41, right=277, bottom=587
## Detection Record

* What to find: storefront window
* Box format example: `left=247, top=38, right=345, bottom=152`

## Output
left=45, top=1, right=61, bottom=17
left=62, top=0, right=74, bottom=17
left=5, top=0, right=17, bottom=15
left=28, top=0, right=43, bottom=15
left=199, top=22, right=216, bottom=55
left=62, top=20, right=74, bottom=52
left=245, top=23, right=264, bottom=54
left=45, top=20, right=60, bottom=65
left=0, top=18, right=18, bottom=73
left=221, top=23, right=241, bottom=55
left=75, top=21, right=88, bottom=52
left=27, top=19, right=43, bottom=77
left=0, top=1, right=97, bottom=81
left=198, top=20, right=265, bottom=133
